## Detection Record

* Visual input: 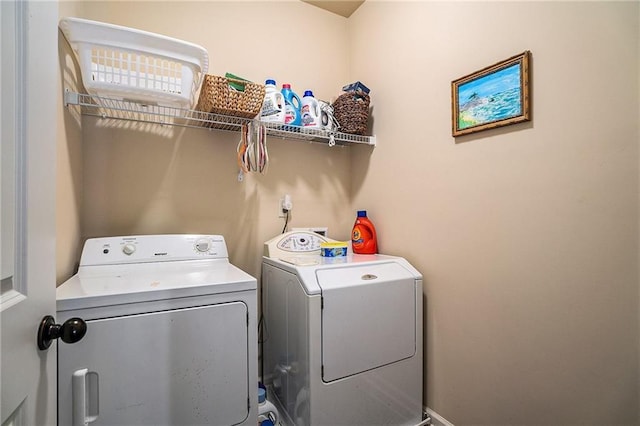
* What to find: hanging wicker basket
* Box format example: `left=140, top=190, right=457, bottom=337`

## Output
left=332, top=91, right=370, bottom=135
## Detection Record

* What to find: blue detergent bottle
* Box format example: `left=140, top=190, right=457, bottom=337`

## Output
left=281, top=84, right=302, bottom=126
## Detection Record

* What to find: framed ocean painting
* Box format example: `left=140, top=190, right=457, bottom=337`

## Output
left=452, top=51, right=530, bottom=137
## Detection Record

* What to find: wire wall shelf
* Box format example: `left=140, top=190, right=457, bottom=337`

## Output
left=64, top=91, right=376, bottom=147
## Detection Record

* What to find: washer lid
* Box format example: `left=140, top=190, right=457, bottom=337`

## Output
left=315, top=261, right=416, bottom=291
left=263, top=253, right=422, bottom=295
left=57, top=259, right=257, bottom=312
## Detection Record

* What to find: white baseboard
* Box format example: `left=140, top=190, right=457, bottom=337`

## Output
left=425, top=407, right=455, bottom=426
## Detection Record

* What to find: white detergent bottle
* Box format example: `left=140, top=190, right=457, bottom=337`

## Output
left=258, top=388, right=280, bottom=425
left=260, top=79, right=286, bottom=124
left=301, top=90, right=322, bottom=129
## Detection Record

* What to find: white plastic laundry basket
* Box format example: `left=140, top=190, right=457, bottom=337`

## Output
left=59, top=17, right=209, bottom=109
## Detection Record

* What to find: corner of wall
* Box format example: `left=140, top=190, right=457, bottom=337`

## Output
left=56, top=1, right=84, bottom=285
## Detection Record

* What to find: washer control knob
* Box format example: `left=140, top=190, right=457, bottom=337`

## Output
left=122, top=243, right=136, bottom=255
left=195, top=239, right=211, bottom=253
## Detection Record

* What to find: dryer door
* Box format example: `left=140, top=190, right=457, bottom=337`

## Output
left=317, top=262, right=417, bottom=382
left=58, top=302, right=250, bottom=426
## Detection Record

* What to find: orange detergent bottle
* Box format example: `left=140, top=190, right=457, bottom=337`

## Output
left=351, top=210, right=378, bottom=254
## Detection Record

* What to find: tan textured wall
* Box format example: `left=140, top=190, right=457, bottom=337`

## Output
left=57, top=1, right=354, bottom=281
left=349, top=1, right=639, bottom=424
left=56, top=1, right=84, bottom=284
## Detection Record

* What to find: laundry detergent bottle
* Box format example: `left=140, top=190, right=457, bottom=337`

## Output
left=260, top=79, right=286, bottom=124
left=258, top=387, right=280, bottom=426
left=301, top=90, right=321, bottom=129
left=351, top=210, right=378, bottom=254
left=281, top=84, right=302, bottom=126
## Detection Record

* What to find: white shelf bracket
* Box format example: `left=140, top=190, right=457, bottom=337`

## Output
left=64, top=90, right=80, bottom=106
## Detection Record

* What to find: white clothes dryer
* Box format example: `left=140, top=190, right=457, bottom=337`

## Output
left=56, top=234, right=257, bottom=426
left=261, top=231, right=423, bottom=426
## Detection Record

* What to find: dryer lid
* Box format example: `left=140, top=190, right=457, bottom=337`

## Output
left=57, top=259, right=257, bottom=312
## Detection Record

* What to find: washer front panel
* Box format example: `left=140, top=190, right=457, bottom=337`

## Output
left=318, top=263, right=417, bottom=382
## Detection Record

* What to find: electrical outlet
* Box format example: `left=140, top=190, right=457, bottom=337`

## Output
left=278, top=195, right=292, bottom=218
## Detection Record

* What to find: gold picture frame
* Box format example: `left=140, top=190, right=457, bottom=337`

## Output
left=452, top=51, right=531, bottom=137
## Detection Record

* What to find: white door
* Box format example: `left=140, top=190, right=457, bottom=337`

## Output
left=1, top=1, right=59, bottom=425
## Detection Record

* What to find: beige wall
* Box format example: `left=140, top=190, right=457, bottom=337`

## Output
left=56, top=1, right=84, bottom=283
left=57, top=1, right=355, bottom=281
left=56, top=0, right=640, bottom=424
left=349, top=1, right=639, bottom=424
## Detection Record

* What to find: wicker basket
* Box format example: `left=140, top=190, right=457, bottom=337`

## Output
left=332, top=91, right=370, bottom=135
left=196, top=75, right=265, bottom=119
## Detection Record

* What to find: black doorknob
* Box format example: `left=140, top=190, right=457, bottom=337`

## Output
left=37, top=315, right=87, bottom=350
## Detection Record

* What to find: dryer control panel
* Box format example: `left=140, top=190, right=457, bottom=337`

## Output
left=80, top=234, right=229, bottom=266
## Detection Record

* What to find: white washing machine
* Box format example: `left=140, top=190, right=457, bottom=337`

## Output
left=56, top=234, right=258, bottom=426
left=261, top=231, right=423, bottom=426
